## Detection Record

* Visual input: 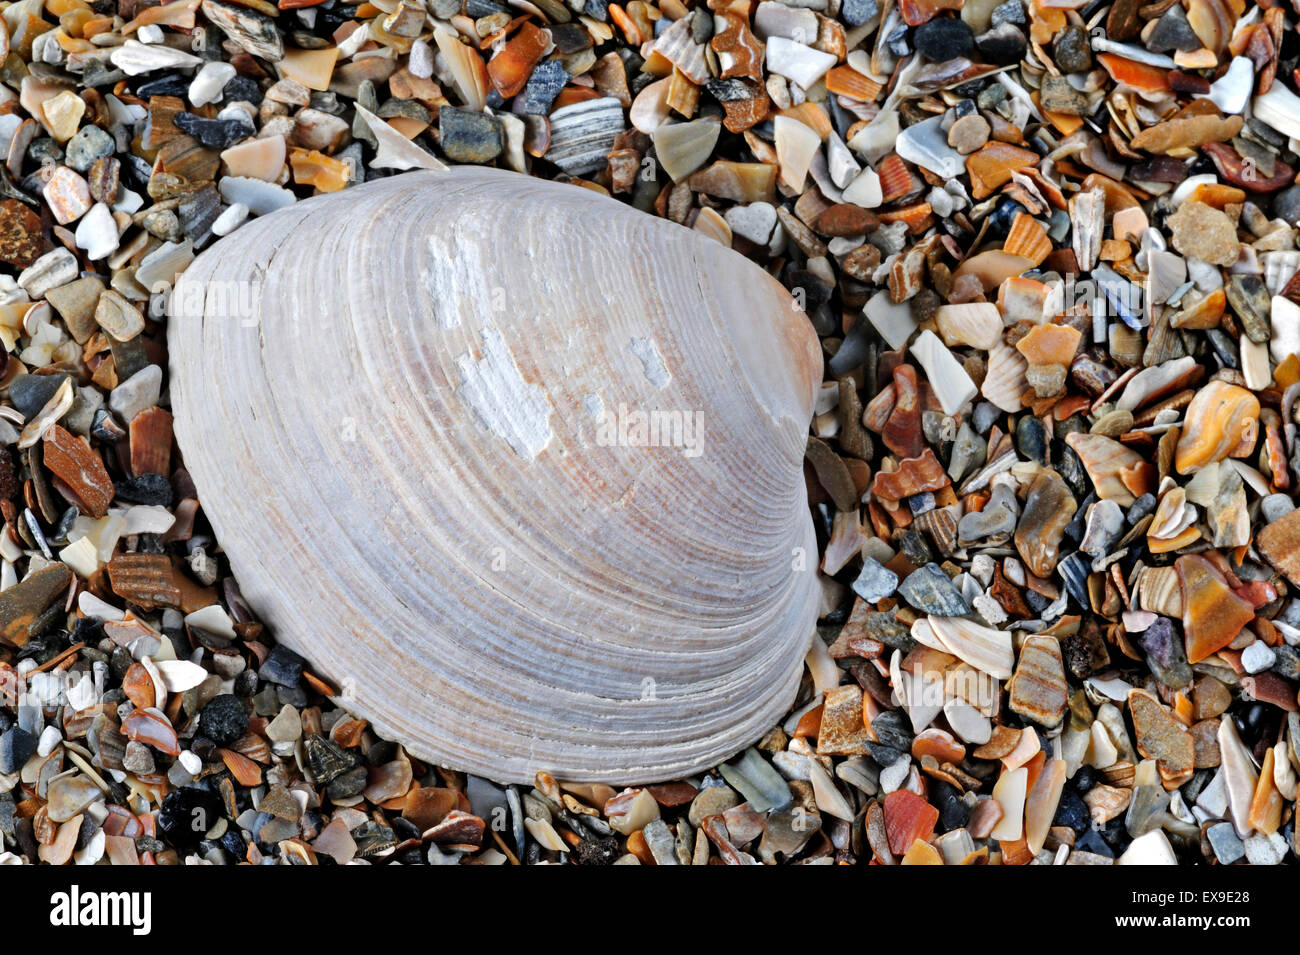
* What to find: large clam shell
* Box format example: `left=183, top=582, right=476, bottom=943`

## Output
left=168, top=168, right=822, bottom=783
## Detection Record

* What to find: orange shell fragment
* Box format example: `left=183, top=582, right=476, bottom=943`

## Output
left=884, top=789, right=939, bottom=856
left=1177, top=553, right=1255, bottom=664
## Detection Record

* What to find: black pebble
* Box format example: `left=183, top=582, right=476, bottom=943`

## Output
left=9, top=374, right=70, bottom=420
left=975, top=22, right=1027, bottom=65
left=113, top=473, right=173, bottom=506
left=198, top=694, right=249, bottom=745
left=985, top=198, right=1026, bottom=240
left=136, top=73, right=191, bottom=98
left=1074, top=826, right=1114, bottom=857
left=325, top=766, right=368, bottom=800
left=870, top=709, right=914, bottom=750
left=224, top=75, right=263, bottom=105
left=259, top=644, right=305, bottom=687
left=158, top=785, right=224, bottom=849
left=1073, top=765, right=1096, bottom=792
left=914, top=17, right=974, bottom=62
left=173, top=112, right=255, bottom=150
left=573, top=834, right=620, bottom=864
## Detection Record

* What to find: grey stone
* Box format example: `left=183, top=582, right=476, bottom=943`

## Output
left=1080, top=499, right=1124, bottom=558
left=1146, top=4, right=1200, bottom=53
left=0, top=727, right=36, bottom=774
left=758, top=805, right=819, bottom=862
left=1206, top=821, right=1244, bottom=864
left=898, top=562, right=971, bottom=615
left=9, top=373, right=71, bottom=420
left=108, top=364, right=162, bottom=423
left=958, top=482, right=1018, bottom=545
left=853, top=556, right=898, bottom=602
left=642, top=819, right=679, bottom=864
left=65, top=124, right=116, bottom=173
left=1261, top=493, right=1295, bottom=524
left=718, top=748, right=792, bottom=812
left=1272, top=184, right=1300, bottom=225
left=1136, top=616, right=1192, bottom=688
left=438, top=107, right=503, bottom=164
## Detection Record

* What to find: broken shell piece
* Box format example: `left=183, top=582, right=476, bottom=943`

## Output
left=926, top=615, right=1014, bottom=679
left=1173, top=380, right=1259, bottom=474
left=654, top=119, right=721, bottom=182
left=990, top=766, right=1027, bottom=841
left=982, top=343, right=1029, bottom=413
left=772, top=115, right=821, bottom=192
left=1015, top=323, right=1081, bottom=367
left=936, top=303, right=1002, bottom=350
left=1070, top=187, right=1105, bottom=273
left=1064, top=432, right=1156, bottom=506
left=1177, top=553, right=1254, bottom=665
left=910, top=330, right=977, bottom=415
left=896, top=115, right=965, bottom=179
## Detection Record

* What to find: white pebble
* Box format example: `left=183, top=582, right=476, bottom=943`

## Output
left=1117, top=829, right=1178, bottom=865
left=137, top=24, right=164, bottom=43
left=212, top=202, right=249, bottom=237
left=73, top=203, right=119, bottom=261
left=879, top=755, right=910, bottom=794
left=189, top=61, right=236, bottom=107
left=409, top=38, right=434, bottom=79
left=1244, top=832, right=1287, bottom=866
left=218, top=176, right=296, bottom=216
left=37, top=725, right=62, bottom=757
left=1240, top=640, right=1276, bottom=674
left=178, top=750, right=203, bottom=775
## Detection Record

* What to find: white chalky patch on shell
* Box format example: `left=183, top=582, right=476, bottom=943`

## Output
left=628, top=336, right=670, bottom=388
left=424, top=232, right=489, bottom=329
left=455, top=327, right=555, bottom=458
left=581, top=393, right=604, bottom=420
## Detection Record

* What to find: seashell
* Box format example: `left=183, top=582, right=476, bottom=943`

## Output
left=543, top=97, right=626, bottom=176
left=168, top=168, right=822, bottom=783
left=773, top=115, right=821, bottom=193
left=1177, top=553, right=1254, bottom=665
left=654, top=118, right=721, bottom=183
left=911, top=330, right=978, bottom=416
left=629, top=78, right=672, bottom=134
left=981, top=342, right=1028, bottom=413
left=924, top=615, right=1014, bottom=680
left=871, top=448, right=949, bottom=502
left=1253, top=83, right=1300, bottom=142
left=1013, top=469, right=1076, bottom=579
left=1070, top=187, right=1105, bottom=274
left=652, top=15, right=709, bottom=85
left=1138, top=566, right=1184, bottom=619
left=822, top=509, right=867, bottom=576
left=936, top=303, right=1002, bottom=350
left=824, top=65, right=883, bottom=102
left=874, top=155, right=921, bottom=205
left=1015, top=323, right=1082, bottom=368
left=1148, top=486, right=1190, bottom=540
left=965, top=142, right=1038, bottom=200
left=1174, top=380, right=1259, bottom=475
left=1002, top=212, right=1052, bottom=268
left=895, top=115, right=965, bottom=180
left=1064, top=432, right=1156, bottom=506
